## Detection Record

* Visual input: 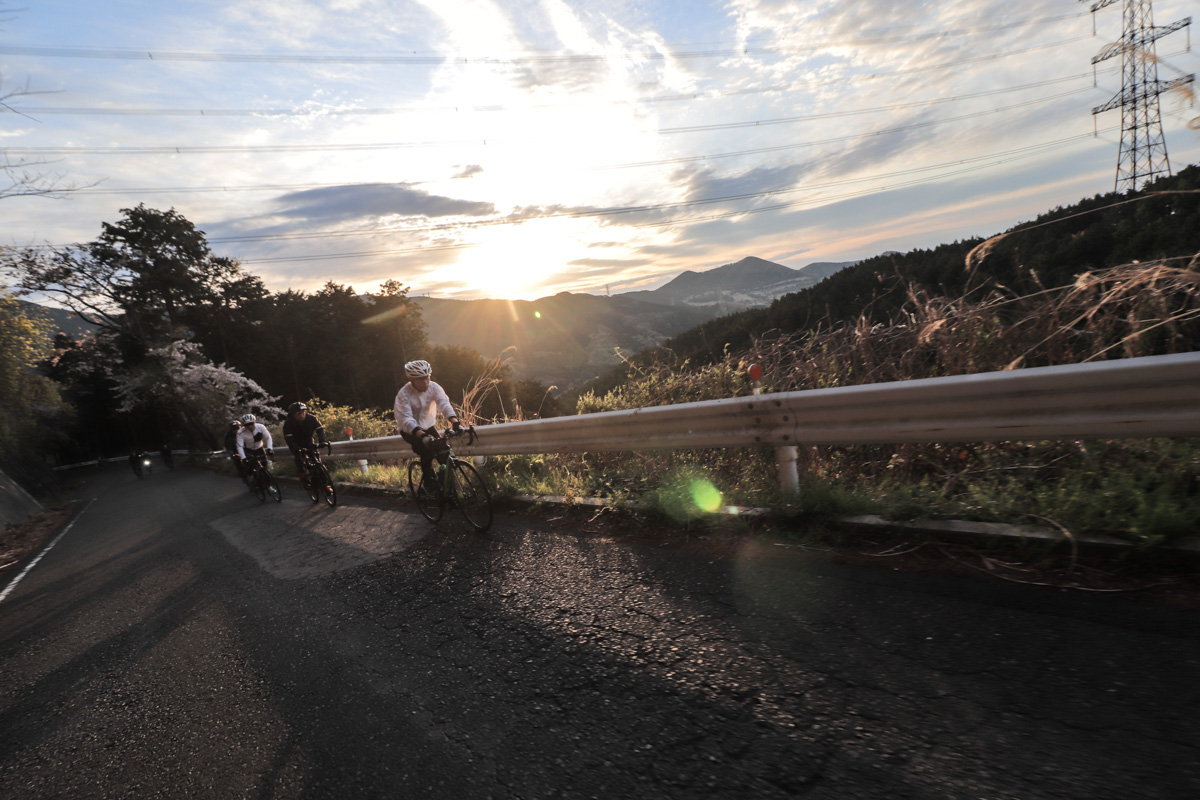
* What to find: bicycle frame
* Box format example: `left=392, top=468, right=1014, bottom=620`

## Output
left=409, top=427, right=491, bottom=532
left=299, top=442, right=336, bottom=507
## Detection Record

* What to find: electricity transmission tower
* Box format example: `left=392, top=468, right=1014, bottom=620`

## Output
left=1083, top=0, right=1194, bottom=193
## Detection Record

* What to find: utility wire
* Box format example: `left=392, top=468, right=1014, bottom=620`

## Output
left=0, top=12, right=1088, bottom=65
left=232, top=134, right=1107, bottom=265
left=59, top=75, right=1108, bottom=196
left=5, top=84, right=1098, bottom=156
left=5, top=35, right=1104, bottom=121
left=11, top=67, right=1104, bottom=119
left=29, top=120, right=1117, bottom=252
left=213, top=130, right=1112, bottom=259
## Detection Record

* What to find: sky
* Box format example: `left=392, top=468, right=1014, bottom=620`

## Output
left=2, top=0, right=1198, bottom=301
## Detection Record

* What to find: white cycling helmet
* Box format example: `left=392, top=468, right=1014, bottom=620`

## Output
left=240, top=413, right=257, bottom=425
left=405, top=360, right=433, bottom=378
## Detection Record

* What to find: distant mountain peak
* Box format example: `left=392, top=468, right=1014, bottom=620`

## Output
left=656, top=256, right=795, bottom=295
left=621, top=255, right=857, bottom=311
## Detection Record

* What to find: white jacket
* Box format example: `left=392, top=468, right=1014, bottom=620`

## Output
left=236, top=423, right=274, bottom=457
left=394, top=381, right=456, bottom=435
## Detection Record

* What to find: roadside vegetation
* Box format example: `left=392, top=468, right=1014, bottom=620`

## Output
left=309, top=257, right=1200, bottom=548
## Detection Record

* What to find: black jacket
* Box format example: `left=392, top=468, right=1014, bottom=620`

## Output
left=283, top=413, right=328, bottom=452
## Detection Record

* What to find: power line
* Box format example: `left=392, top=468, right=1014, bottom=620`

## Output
left=0, top=12, right=1089, bottom=66
left=26, top=128, right=1108, bottom=256
left=632, top=136, right=1112, bottom=230
left=11, top=67, right=1103, bottom=121
left=221, top=130, right=1116, bottom=254
left=5, top=84, right=1098, bottom=157
left=6, top=35, right=1102, bottom=121
left=229, top=133, right=1099, bottom=265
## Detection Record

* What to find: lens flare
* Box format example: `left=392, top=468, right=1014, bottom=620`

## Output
left=690, top=479, right=723, bottom=513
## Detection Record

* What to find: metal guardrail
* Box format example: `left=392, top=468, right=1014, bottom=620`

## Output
left=51, top=353, right=1200, bottom=490
left=328, top=351, right=1200, bottom=459
left=52, top=451, right=190, bottom=472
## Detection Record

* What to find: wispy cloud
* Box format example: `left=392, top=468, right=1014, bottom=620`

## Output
left=273, top=184, right=495, bottom=221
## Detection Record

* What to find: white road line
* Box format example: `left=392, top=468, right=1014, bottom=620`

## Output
left=0, top=497, right=96, bottom=604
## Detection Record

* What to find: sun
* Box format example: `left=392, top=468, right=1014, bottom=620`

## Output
left=444, top=219, right=597, bottom=300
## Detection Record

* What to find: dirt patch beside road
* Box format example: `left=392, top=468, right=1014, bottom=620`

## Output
left=0, top=502, right=79, bottom=578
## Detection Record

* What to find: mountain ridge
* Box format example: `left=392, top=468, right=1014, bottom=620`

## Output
left=416, top=256, right=858, bottom=388
left=620, top=256, right=858, bottom=310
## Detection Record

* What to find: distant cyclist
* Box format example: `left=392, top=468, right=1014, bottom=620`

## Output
left=282, top=402, right=329, bottom=483
left=224, top=420, right=247, bottom=483
left=394, top=359, right=463, bottom=485
left=236, top=413, right=275, bottom=473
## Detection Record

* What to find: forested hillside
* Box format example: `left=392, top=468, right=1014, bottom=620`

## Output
left=576, top=164, right=1200, bottom=399
left=417, top=292, right=715, bottom=389
left=1, top=205, right=559, bottom=460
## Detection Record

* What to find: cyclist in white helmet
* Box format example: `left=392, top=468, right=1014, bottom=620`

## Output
left=394, top=359, right=462, bottom=484
left=236, top=413, right=275, bottom=475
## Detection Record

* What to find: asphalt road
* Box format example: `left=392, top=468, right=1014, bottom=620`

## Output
left=1, top=467, right=1197, bottom=799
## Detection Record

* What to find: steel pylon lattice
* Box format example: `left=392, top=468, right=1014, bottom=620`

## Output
left=1083, top=0, right=1194, bottom=193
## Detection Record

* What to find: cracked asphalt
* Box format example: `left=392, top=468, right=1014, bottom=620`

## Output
left=0, top=468, right=1197, bottom=799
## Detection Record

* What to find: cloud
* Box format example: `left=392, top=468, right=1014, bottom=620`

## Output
left=680, top=161, right=811, bottom=203
left=565, top=257, right=646, bottom=269
left=272, top=183, right=495, bottom=222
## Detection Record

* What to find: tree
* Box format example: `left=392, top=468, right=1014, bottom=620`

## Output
left=111, top=340, right=281, bottom=449
left=1, top=205, right=266, bottom=355
left=1, top=206, right=276, bottom=453
left=362, top=279, right=428, bottom=398
left=0, top=291, right=71, bottom=484
left=223, top=279, right=429, bottom=411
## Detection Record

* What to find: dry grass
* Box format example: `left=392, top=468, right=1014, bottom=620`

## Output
left=559, top=259, right=1200, bottom=541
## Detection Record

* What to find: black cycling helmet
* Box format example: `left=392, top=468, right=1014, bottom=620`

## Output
left=229, top=420, right=241, bottom=428
left=288, top=401, right=307, bottom=414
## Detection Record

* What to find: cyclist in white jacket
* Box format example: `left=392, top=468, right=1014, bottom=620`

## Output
left=394, top=359, right=461, bottom=483
left=236, top=414, right=275, bottom=467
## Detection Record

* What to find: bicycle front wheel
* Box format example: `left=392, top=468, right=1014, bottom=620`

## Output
left=408, top=461, right=443, bottom=522
left=449, top=460, right=492, bottom=532
left=316, top=463, right=337, bottom=507
left=267, top=472, right=282, bottom=503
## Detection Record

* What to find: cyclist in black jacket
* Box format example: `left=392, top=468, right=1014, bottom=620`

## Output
left=282, top=402, right=329, bottom=483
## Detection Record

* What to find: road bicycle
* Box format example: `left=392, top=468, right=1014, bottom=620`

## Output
left=407, top=427, right=492, bottom=532
left=247, top=452, right=282, bottom=503
left=300, top=443, right=337, bottom=507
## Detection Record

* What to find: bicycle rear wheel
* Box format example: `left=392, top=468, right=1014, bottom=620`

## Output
left=316, top=463, right=337, bottom=507
left=407, top=461, right=443, bottom=522
left=449, top=460, right=492, bottom=532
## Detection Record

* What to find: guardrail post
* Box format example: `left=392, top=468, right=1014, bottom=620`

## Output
left=345, top=428, right=370, bottom=473
left=775, top=445, right=800, bottom=496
